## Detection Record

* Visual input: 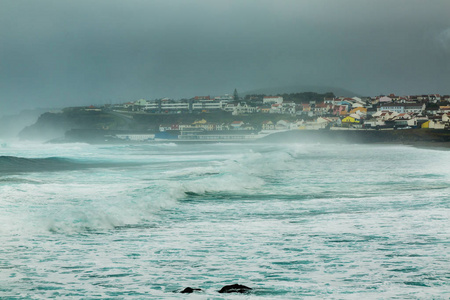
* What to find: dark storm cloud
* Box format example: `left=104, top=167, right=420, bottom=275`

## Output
left=1, top=0, right=450, bottom=114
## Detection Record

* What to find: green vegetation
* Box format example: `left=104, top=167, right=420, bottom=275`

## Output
left=19, top=107, right=303, bottom=141
left=233, top=88, right=239, bottom=101
left=19, top=109, right=128, bottom=140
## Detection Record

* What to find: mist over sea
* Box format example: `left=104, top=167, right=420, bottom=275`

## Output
left=0, top=141, right=449, bottom=298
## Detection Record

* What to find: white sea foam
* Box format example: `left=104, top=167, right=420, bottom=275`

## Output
left=0, top=142, right=449, bottom=298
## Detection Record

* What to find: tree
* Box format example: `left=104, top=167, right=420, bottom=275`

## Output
left=233, top=88, right=239, bottom=101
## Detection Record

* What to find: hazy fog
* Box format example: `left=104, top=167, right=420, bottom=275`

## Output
left=1, top=0, right=450, bottom=115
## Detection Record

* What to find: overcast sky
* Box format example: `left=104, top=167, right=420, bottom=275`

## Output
left=1, top=0, right=450, bottom=115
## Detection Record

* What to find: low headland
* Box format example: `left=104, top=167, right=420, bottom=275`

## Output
left=14, top=91, right=450, bottom=148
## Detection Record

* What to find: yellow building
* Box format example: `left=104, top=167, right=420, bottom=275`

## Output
left=193, top=119, right=207, bottom=125
left=342, top=116, right=360, bottom=123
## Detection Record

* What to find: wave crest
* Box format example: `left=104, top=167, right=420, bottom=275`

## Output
left=0, top=156, right=77, bottom=174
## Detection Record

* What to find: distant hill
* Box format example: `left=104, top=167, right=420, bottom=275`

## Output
left=242, top=85, right=361, bottom=98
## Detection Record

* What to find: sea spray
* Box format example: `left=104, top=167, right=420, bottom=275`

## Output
left=0, top=141, right=449, bottom=298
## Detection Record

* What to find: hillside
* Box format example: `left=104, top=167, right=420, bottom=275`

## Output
left=242, top=85, right=360, bottom=98
left=18, top=109, right=298, bottom=142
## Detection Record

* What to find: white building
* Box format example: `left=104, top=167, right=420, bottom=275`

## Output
left=378, top=103, right=424, bottom=114
left=192, top=101, right=224, bottom=111
left=379, top=96, right=392, bottom=103
left=133, top=99, right=226, bottom=112
left=231, top=103, right=257, bottom=115
left=214, top=95, right=234, bottom=102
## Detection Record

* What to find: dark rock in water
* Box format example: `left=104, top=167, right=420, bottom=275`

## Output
left=218, top=284, right=252, bottom=293
left=180, top=287, right=202, bottom=293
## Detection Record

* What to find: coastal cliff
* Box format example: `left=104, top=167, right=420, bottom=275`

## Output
left=17, top=109, right=450, bottom=147
left=18, top=109, right=296, bottom=141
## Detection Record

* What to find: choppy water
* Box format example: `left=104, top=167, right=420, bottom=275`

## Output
left=0, top=141, right=449, bottom=299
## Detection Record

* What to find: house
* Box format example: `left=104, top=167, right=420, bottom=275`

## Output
left=429, top=94, right=441, bottom=103
left=204, top=123, right=215, bottom=131
left=373, top=111, right=398, bottom=121
left=159, top=124, right=172, bottom=131
left=351, top=97, right=366, bottom=105
left=349, top=107, right=367, bottom=116
left=270, top=103, right=282, bottom=114
left=262, top=121, right=275, bottom=130
left=393, top=113, right=417, bottom=127
left=289, top=120, right=303, bottom=129
left=302, top=104, right=311, bottom=112
left=439, top=106, right=450, bottom=112
left=84, top=105, right=101, bottom=112
left=314, top=103, right=331, bottom=115
left=404, top=103, right=425, bottom=113
left=417, top=95, right=429, bottom=101
left=230, top=121, right=244, bottom=129
left=316, top=117, right=334, bottom=128
left=179, top=124, right=193, bottom=130
left=379, top=96, right=392, bottom=103
left=281, top=101, right=296, bottom=114
left=215, top=123, right=226, bottom=131
left=333, top=105, right=347, bottom=116
left=388, top=94, right=400, bottom=101
left=443, top=113, right=450, bottom=123
left=242, top=123, right=256, bottom=130
left=223, top=103, right=237, bottom=112
left=276, top=120, right=290, bottom=130
left=232, top=103, right=257, bottom=115
left=133, top=99, right=151, bottom=111
left=342, top=115, right=361, bottom=124
left=301, top=118, right=330, bottom=130
left=422, top=118, right=446, bottom=129
left=324, top=97, right=336, bottom=104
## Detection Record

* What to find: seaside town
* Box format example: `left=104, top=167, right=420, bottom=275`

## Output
left=88, top=91, right=450, bottom=134
left=21, top=90, right=450, bottom=143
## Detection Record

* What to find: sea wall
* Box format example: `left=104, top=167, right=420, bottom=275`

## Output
left=262, top=129, right=450, bottom=146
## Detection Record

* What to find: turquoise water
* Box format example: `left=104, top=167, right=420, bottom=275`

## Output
left=0, top=142, right=449, bottom=298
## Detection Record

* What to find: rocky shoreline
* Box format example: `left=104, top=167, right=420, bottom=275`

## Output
left=260, top=129, right=450, bottom=148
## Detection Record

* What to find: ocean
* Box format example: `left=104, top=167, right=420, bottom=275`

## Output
left=0, top=141, right=449, bottom=299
